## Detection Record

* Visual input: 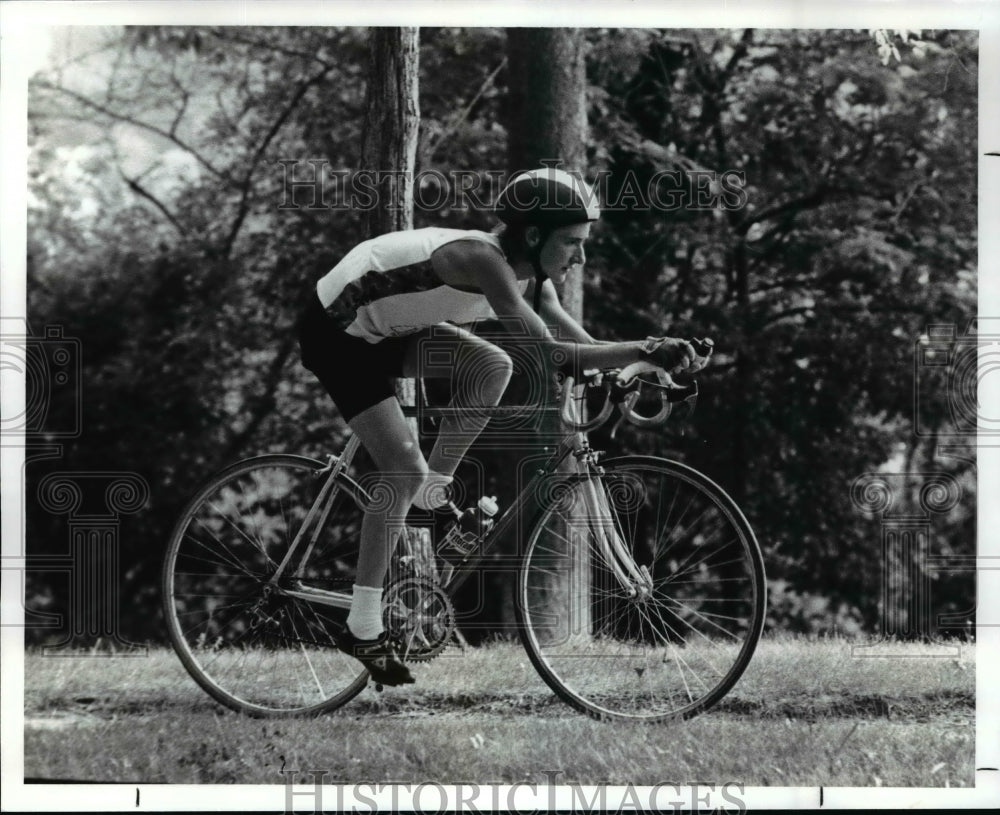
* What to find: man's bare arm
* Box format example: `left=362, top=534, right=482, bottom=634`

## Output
left=455, top=243, right=693, bottom=372
left=531, top=278, right=616, bottom=345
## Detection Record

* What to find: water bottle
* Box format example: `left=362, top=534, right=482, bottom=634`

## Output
left=438, top=496, right=499, bottom=562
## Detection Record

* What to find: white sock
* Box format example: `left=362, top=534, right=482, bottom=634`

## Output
left=347, top=585, right=384, bottom=640
left=413, top=471, right=454, bottom=511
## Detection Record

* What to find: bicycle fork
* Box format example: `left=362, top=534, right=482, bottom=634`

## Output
left=578, top=459, right=653, bottom=599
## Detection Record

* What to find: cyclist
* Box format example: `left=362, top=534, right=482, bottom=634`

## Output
left=297, top=167, right=699, bottom=686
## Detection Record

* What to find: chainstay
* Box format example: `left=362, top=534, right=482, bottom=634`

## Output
left=252, top=577, right=454, bottom=661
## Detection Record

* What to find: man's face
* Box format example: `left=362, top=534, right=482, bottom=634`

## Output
left=537, top=222, right=591, bottom=283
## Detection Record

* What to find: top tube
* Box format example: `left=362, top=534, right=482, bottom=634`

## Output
left=401, top=403, right=560, bottom=419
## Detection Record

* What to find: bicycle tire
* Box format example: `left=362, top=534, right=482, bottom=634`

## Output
left=162, top=454, right=370, bottom=716
left=516, top=455, right=765, bottom=722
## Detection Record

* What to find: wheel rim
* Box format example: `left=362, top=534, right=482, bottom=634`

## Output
left=164, top=456, right=369, bottom=715
left=519, top=459, right=765, bottom=721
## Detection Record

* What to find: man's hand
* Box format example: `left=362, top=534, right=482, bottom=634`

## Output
left=640, top=337, right=698, bottom=374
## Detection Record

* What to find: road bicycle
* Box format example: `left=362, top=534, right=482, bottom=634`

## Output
left=162, top=349, right=766, bottom=722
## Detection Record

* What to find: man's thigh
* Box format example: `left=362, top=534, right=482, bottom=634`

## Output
left=462, top=319, right=556, bottom=403
left=401, top=322, right=509, bottom=381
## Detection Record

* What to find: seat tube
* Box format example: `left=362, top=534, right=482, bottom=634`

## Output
left=271, top=436, right=362, bottom=582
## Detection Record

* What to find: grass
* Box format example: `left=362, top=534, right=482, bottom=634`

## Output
left=22, top=636, right=975, bottom=786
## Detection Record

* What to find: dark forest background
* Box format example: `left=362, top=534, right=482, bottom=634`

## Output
left=22, top=27, right=977, bottom=645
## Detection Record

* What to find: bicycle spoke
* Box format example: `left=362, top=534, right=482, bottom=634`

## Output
left=658, top=536, right=743, bottom=589
left=519, top=458, right=764, bottom=721
left=301, top=640, right=324, bottom=696
left=650, top=494, right=719, bottom=568
left=649, top=484, right=700, bottom=564
left=285, top=611, right=320, bottom=701
left=171, top=566, right=260, bottom=582
left=187, top=523, right=263, bottom=579
left=654, top=572, right=752, bottom=589
left=661, top=595, right=748, bottom=640
left=172, top=594, right=257, bottom=624
left=164, top=455, right=368, bottom=715
left=175, top=586, right=261, bottom=641
left=207, top=499, right=279, bottom=571
left=631, top=602, right=714, bottom=694
left=645, top=599, right=738, bottom=675
left=237, top=477, right=268, bottom=564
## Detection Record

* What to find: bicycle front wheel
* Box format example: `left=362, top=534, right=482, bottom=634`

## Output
left=517, top=456, right=765, bottom=722
left=163, top=454, right=369, bottom=716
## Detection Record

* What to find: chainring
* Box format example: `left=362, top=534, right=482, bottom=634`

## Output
left=382, top=576, right=456, bottom=662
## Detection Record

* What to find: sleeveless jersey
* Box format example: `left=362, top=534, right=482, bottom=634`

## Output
left=316, top=227, right=523, bottom=343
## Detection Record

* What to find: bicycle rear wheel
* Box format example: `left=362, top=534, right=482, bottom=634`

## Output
left=516, top=455, right=765, bottom=722
left=163, top=454, right=369, bottom=716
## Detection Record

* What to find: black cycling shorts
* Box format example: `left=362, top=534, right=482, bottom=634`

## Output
left=296, top=292, right=412, bottom=422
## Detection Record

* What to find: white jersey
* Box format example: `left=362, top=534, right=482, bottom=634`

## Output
left=316, top=227, right=523, bottom=343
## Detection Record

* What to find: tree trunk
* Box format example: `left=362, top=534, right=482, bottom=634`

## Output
left=361, top=27, right=419, bottom=238
left=503, top=28, right=590, bottom=638
left=360, top=26, right=419, bottom=413
left=505, top=28, right=588, bottom=319
left=360, top=27, right=431, bottom=578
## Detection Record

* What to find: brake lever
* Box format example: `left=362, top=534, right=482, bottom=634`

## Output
left=609, top=409, right=627, bottom=440
left=670, top=382, right=699, bottom=418
left=609, top=392, right=635, bottom=439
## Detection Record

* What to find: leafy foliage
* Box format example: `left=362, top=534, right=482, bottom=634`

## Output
left=583, top=29, right=977, bottom=633
left=25, top=27, right=976, bottom=642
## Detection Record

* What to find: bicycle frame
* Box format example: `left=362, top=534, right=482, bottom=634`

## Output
left=277, top=401, right=650, bottom=611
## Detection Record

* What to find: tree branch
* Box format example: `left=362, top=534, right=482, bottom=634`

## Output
left=424, top=57, right=507, bottom=163
left=724, top=29, right=754, bottom=76
left=209, top=29, right=335, bottom=70
left=890, top=179, right=923, bottom=225
left=167, top=68, right=190, bottom=138
left=221, top=62, right=336, bottom=256
left=735, top=186, right=832, bottom=236
left=120, top=171, right=186, bottom=235
left=34, top=79, right=234, bottom=183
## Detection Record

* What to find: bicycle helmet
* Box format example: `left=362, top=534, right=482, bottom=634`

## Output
left=495, top=168, right=600, bottom=311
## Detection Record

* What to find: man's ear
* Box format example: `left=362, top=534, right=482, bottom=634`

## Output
left=525, top=225, right=541, bottom=249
